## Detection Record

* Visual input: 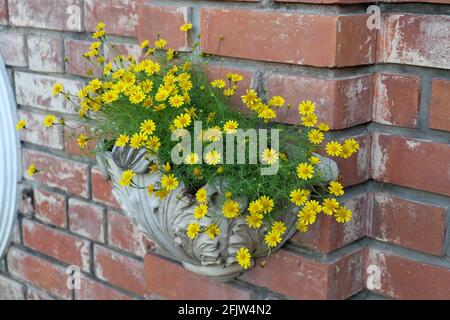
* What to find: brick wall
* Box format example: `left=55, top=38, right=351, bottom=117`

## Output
left=0, top=0, right=449, bottom=300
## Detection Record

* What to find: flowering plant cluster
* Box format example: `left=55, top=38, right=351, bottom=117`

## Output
left=18, top=23, right=359, bottom=270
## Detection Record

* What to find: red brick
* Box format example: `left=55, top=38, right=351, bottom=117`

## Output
left=292, top=193, right=370, bottom=253
left=371, top=134, right=450, bottom=197
left=22, top=219, right=91, bottom=272
left=201, top=9, right=375, bottom=67
left=373, top=73, right=420, bottom=128
left=240, top=248, right=364, bottom=299
left=69, top=198, right=105, bottom=242
left=276, top=0, right=366, bottom=2
left=0, top=31, right=27, bottom=67
left=104, top=42, right=142, bottom=61
left=94, top=245, right=145, bottom=296
left=429, top=78, right=450, bottom=132
left=206, top=65, right=257, bottom=110
left=27, top=35, right=63, bottom=73
left=268, top=73, right=373, bottom=129
left=0, top=0, right=7, bottom=24
left=63, top=122, right=96, bottom=157
left=34, top=188, right=67, bottom=228
left=8, top=0, right=82, bottom=31
left=138, top=4, right=191, bottom=51
left=370, top=193, right=447, bottom=256
left=91, top=166, right=121, bottom=208
left=17, top=109, right=64, bottom=150
left=108, top=211, right=146, bottom=257
left=144, top=253, right=252, bottom=300
left=26, top=286, right=55, bottom=300
left=15, top=72, right=83, bottom=114
left=7, top=247, right=71, bottom=299
left=84, top=0, right=138, bottom=37
left=366, top=249, right=450, bottom=299
left=378, top=14, right=450, bottom=69
left=75, top=274, right=133, bottom=300
left=64, top=39, right=102, bottom=78
left=23, top=148, right=89, bottom=198
left=0, top=274, right=25, bottom=300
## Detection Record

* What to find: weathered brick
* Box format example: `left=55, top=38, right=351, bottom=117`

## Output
left=91, top=166, right=121, bottom=208
left=7, top=247, right=71, bottom=299
left=104, top=42, right=142, bottom=61
left=201, top=9, right=376, bottom=67
left=0, top=274, right=25, bottom=300
left=22, top=219, right=91, bottom=272
left=138, top=4, right=191, bottom=51
left=429, top=78, right=450, bottom=132
left=17, top=109, right=64, bottom=150
left=84, top=0, right=138, bottom=37
left=378, top=14, right=450, bottom=69
left=145, top=253, right=252, bottom=299
left=371, top=134, right=450, bottom=197
left=34, top=188, right=67, bottom=228
left=94, top=245, right=145, bottom=296
left=267, top=73, right=373, bottom=129
left=63, top=124, right=96, bottom=158
left=64, top=39, right=102, bottom=78
left=292, top=193, right=370, bottom=253
left=69, top=198, right=105, bottom=243
left=75, top=274, right=133, bottom=300
left=108, top=210, right=146, bottom=257
left=22, top=148, right=89, bottom=198
left=366, top=249, right=450, bottom=299
left=0, top=0, right=7, bottom=24
left=15, top=72, right=83, bottom=114
left=0, top=31, right=27, bottom=67
left=8, top=0, right=82, bottom=31
left=370, top=193, right=447, bottom=256
left=240, top=248, right=365, bottom=299
left=26, top=286, right=55, bottom=300
left=27, top=35, right=63, bottom=73
left=373, top=73, right=420, bottom=128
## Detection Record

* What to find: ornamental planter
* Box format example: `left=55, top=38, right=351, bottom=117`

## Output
left=97, top=146, right=338, bottom=282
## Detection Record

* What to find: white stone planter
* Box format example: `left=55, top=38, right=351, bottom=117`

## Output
left=97, top=146, right=338, bottom=282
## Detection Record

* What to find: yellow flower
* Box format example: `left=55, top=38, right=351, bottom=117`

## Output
left=269, top=96, right=285, bottom=107
left=328, top=181, right=344, bottom=197
left=335, top=206, right=352, bottom=223
left=173, top=113, right=191, bottom=129
left=146, top=184, right=155, bottom=196
left=96, top=22, right=105, bottom=30
left=53, top=83, right=63, bottom=96
left=308, top=129, right=324, bottom=145
left=119, top=170, right=135, bottom=187
left=186, top=222, right=200, bottom=239
left=169, top=95, right=185, bottom=108
left=211, top=79, right=226, bottom=89
left=129, top=132, right=147, bottom=149
left=140, top=39, right=149, bottom=48
left=258, top=107, right=277, bottom=121
left=146, top=136, right=161, bottom=151
left=271, top=221, right=286, bottom=235
left=222, top=199, right=240, bottom=219
left=309, top=155, right=321, bottom=165
left=296, top=163, right=314, bottom=180
left=304, top=200, right=322, bottom=214
left=248, top=200, right=263, bottom=215
left=228, top=73, right=244, bottom=83
left=103, top=63, right=113, bottom=75
left=205, top=149, right=222, bottom=165
left=261, top=148, right=278, bottom=165
left=102, top=90, right=119, bottom=104
left=296, top=220, right=309, bottom=233
left=318, top=122, right=330, bottom=132
left=340, top=144, right=353, bottom=159
left=301, top=113, right=318, bottom=127
left=27, top=163, right=37, bottom=177
left=344, top=138, right=360, bottom=153
left=290, top=189, right=310, bottom=206
left=92, top=29, right=105, bottom=39
left=180, top=23, right=193, bottom=32
left=223, top=120, right=238, bottom=134
left=161, top=174, right=179, bottom=191
left=193, top=167, right=202, bottom=179
left=115, top=134, right=129, bottom=147
left=154, top=38, right=167, bottom=49
left=322, top=198, right=339, bottom=215
left=326, top=141, right=343, bottom=157
left=298, top=208, right=316, bottom=225
left=246, top=213, right=263, bottom=229
left=43, top=114, right=56, bottom=128
left=129, top=90, right=146, bottom=104
left=203, top=127, right=222, bottom=142
left=163, top=162, right=171, bottom=172
left=77, top=133, right=88, bottom=149
left=223, top=87, right=236, bottom=96
left=16, top=119, right=26, bottom=131
left=196, top=188, right=207, bottom=203
left=236, top=247, right=252, bottom=269
left=298, top=100, right=316, bottom=115
left=185, top=153, right=199, bottom=165
left=194, top=204, right=208, bottom=220
left=259, top=196, right=274, bottom=214
left=140, top=119, right=156, bottom=135
left=206, top=224, right=220, bottom=239
left=264, top=231, right=282, bottom=248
